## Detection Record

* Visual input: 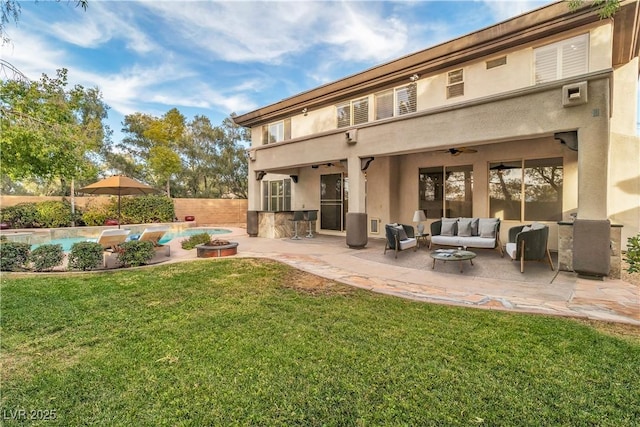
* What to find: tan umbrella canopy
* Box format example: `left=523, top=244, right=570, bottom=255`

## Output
left=78, top=175, right=162, bottom=228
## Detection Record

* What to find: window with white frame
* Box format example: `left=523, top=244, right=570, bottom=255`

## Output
left=374, top=90, right=394, bottom=120
left=395, top=84, right=417, bottom=115
left=336, top=97, right=369, bottom=128
left=261, top=119, right=291, bottom=144
left=446, top=69, right=464, bottom=98
left=534, top=34, right=589, bottom=84
left=262, top=178, right=292, bottom=211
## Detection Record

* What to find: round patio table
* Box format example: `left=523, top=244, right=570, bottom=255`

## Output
left=430, top=249, right=476, bottom=273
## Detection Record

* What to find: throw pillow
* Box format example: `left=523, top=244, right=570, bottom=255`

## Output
left=441, top=218, right=457, bottom=236
left=470, top=218, right=480, bottom=236
left=521, top=225, right=532, bottom=233
left=479, top=218, right=499, bottom=238
left=531, top=222, right=545, bottom=230
left=395, top=225, right=408, bottom=241
left=457, top=218, right=472, bottom=237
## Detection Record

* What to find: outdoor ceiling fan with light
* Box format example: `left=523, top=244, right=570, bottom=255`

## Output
left=437, top=147, right=478, bottom=156
left=490, top=163, right=520, bottom=171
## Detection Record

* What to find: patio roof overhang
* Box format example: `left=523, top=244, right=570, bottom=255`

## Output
left=233, top=0, right=639, bottom=129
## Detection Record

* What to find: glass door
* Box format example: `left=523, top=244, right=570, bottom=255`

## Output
left=320, top=173, right=348, bottom=231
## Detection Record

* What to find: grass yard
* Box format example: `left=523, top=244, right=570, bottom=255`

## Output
left=1, top=259, right=639, bottom=426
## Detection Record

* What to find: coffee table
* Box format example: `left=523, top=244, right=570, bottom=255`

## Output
left=430, top=249, right=476, bottom=273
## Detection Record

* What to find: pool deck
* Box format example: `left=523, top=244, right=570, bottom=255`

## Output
left=159, top=227, right=640, bottom=326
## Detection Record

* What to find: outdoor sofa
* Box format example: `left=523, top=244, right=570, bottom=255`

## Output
left=430, top=217, right=503, bottom=256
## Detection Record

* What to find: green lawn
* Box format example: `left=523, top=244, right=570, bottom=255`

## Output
left=1, top=259, right=638, bottom=426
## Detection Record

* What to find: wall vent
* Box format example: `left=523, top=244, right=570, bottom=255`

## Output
left=369, top=218, right=380, bottom=234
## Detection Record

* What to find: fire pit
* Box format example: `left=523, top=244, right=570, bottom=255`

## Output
left=195, top=239, right=238, bottom=258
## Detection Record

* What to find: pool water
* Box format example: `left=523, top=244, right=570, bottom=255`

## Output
left=32, top=228, right=231, bottom=252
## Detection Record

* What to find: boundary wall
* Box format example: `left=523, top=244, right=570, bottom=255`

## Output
left=0, top=196, right=247, bottom=227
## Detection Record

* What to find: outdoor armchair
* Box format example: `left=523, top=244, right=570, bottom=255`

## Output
left=506, top=223, right=554, bottom=273
left=384, top=224, right=417, bottom=258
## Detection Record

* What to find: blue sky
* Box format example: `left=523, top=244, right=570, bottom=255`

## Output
left=1, top=0, right=637, bottom=142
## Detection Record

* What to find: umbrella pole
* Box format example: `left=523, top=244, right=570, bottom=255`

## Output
left=118, top=193, right=121, bottom=229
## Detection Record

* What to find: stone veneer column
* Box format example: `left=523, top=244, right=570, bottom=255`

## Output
left=557, top=221, right=622, bottom=279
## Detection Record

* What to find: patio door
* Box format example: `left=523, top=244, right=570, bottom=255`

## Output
left=320, top=173, right=348, bottom=231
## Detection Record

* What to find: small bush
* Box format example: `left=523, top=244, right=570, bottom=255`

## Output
left=82, top=209, right=109, bottom=227
left=68, top=241, right=104, bottom=271
left=181, top=232, right=212, bottom=250
left=29, top=244, right=64, bottom=272
left=116, top=240, right=155, bottom=267
left=625, top=234, right=640, bottom=274
left=35, top=200, right=74, bottom=228
left=0, top=242, right=31, bottom=271
left=0, top=203, right=39, bottom=228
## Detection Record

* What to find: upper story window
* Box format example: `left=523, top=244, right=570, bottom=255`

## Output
left=534, top=34, right=588, bottom=84
left=337, top=97, right=369, bottom=128
left=261, top=119, right=291, bottom=144
left=374, top=84, right=416, bottom=120
left=395, top=84, right=417, bottom=115
left=446, top=69, right=464, bottom=98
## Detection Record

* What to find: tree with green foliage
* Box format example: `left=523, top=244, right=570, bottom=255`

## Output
left=0, top=68, right=110, bottom=189
left=116, top=110, right=248, bottom=199
left=568, top=0, right=620, bottom=19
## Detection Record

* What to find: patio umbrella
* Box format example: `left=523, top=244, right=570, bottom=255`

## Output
left=78, top=175, right=162, bottom=228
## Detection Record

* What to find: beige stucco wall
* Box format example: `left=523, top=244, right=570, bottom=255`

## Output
left=253, top=21, right=613, bottom=146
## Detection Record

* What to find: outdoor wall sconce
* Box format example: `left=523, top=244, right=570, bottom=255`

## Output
left=290, top=175, right=298, bottom=183
left=255, top=171, right=266, bottom=181
left=361, top=157, right=374, bottom=171
left=410, top=73, right=419, bottom=82
left=345, top=129, right=357, bottom=144
left=302, top=108, right=308, bottom=116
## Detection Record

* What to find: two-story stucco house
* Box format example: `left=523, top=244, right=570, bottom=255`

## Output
left=234, top=0, right=639, bottom=275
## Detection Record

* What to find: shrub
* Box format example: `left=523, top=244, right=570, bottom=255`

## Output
left=117, top=195, right=175, bottom=225
left=35, top=200, right=74, bottom=228
left=29, top=244, right=65, bottom=272
left=0, top=203, right=39, bottom=228
left=0, top=242, right=31, bottom=271
left=625, top=234, right=640, bottom=274
left=116, top=240, right=155, bottom=267
left=181, top=232, right=212, bottom=250
left=68, top=241, right=103, bottom=271
left=82, top=209, right=109, bottom=227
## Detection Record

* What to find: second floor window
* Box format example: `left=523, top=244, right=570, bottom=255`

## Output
left=261, top=119, right=291, bottom=144
left=395, top=84, right=417, bottom=115
left=337, top=97, right=369, bottom=128
left=534, top=33, right=588, bottom=84
left=447, top=69, right=464, bottom=98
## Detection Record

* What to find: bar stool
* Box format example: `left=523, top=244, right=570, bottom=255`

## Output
left=305, top=210, right=317, bottom=238
left=289, top=211, right=305, bottom=240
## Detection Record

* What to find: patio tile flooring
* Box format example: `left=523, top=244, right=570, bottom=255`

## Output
left=166, top=228, right=640, bottom=326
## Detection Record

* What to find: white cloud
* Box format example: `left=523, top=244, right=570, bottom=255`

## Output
left=480, top=0, right=549, bottom=21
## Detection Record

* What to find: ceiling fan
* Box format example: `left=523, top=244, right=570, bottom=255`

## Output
left=437, top=147, right=478, bottom=156
left=490, top=162, right=520, bottom=171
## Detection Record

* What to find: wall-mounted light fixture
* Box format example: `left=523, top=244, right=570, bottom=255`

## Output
left=345, top=129, right=357, bottom=144
left=255, top=171, right=266, bottom=181
left=410, top=73, right=419, bottom=82
left=302, top=108, right=308, bottom=116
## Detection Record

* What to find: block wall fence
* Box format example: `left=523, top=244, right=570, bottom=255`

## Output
left=0, top=196, right=248, bottom=227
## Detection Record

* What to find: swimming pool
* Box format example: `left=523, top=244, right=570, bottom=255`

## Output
left=30, top=228, right=232, bottom=252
